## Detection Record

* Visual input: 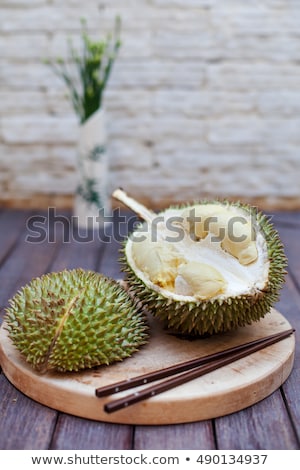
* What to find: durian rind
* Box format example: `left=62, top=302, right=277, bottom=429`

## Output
left=122, top=201, right=287, bottom=336
left=5, top=269, right=148, bottom=372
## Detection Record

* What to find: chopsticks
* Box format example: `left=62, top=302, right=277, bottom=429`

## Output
left=95, top=328, right=295, bottom=414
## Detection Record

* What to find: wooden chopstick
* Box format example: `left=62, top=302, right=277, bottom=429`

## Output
left=99, top=328, right=294, bottom=414
left=95, top=328, right=294, bottom=398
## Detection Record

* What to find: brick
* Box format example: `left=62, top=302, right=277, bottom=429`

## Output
left=1, top=115, right=77, bottom=144
left=224, top=36, right=300, bottom=62
left=0, top=145, right=42, bottom=171
left=212, top=7, right=300, bottom=35
left=149, top=0, right=216, bottom=6
left=108, top=139, right=152, bottom=170
left=11, top=171, right=76, bottom=195
left=1, top=1, right=47, bottom=4
left=151, top=31, right=223, bottom=60
left=257, top=92, right=300, bottom=116
left=108, top=115, right=206, bottom=140
left=0, top=33, right=48, bottom=59
left=0, top=144, right=76, bottom=168
left=109, top=60, right=205, bottom=89
left=0, top=6, right=99, bottom=33
left=208, top=119, right=300, bottom=146
left=0, top=61, right=63, bottom=90
left=206, top=63, right=300, bottom=91
left=151, top=90, right=255, bottom=117
left=105, top=90, right=152, bottom=113
left=0, top=91, right=48, bottom=114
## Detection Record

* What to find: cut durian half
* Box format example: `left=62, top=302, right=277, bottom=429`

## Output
left=113, top=189, right=287, bottom=336
left=4, top=269, right=148, bottom=373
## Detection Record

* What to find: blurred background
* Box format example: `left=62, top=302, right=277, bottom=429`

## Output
left=1, top=0, right=300, bottom=211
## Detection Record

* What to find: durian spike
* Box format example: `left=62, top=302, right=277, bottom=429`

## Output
left=112, top=188, right=156, bottom=224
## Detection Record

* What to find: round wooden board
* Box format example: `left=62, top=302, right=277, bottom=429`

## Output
left=0, top=309, right=295, bottom=425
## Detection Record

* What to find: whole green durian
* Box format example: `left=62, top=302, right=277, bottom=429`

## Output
left=4, top=269, right=148, bottom=373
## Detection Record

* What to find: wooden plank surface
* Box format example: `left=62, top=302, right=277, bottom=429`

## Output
left=0, top=209, right=299, bottom=450
left=134, top=422, right=215, bottom=450
left=0, top=210, right=29, bottom=266
left=0, top=366, right=57, bottom=450
left=50, top=416, right=133, bottom=450
left=215, top=390, right=299, bottom=450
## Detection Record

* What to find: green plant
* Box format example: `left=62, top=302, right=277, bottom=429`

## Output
left=47, top=17, right=121, bottom=124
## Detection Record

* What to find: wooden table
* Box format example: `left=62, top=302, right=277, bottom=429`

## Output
left=0, top=208, right=299, bottom=450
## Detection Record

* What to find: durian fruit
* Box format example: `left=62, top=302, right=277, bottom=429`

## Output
left=113, top=189, right=287, bottom=336
left=4, top=269, right=148, bottom=373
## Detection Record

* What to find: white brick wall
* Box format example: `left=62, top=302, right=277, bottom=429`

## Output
left=1, top=0, right=300, bottom=209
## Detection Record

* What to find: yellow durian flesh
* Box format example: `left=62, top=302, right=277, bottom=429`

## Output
left=181, top=204, right=226, bottom=239
left=178, top=261, right=227, bottom=300
left=131, top=233, right=185, bottom=290
left=182, top=204, right=258, bottom=265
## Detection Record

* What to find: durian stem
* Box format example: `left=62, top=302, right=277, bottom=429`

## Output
left=112, top=188, right=156, bottom=224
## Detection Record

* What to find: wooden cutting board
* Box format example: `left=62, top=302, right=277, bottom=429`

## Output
left=0, top=308, right=295, bottom=425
